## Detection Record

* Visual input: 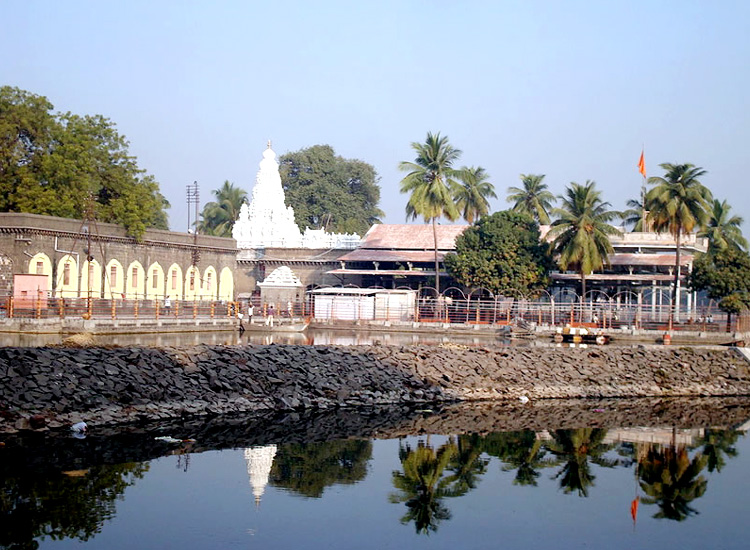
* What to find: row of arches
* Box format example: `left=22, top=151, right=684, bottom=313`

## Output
left=28, top=253, right=234, bottom=301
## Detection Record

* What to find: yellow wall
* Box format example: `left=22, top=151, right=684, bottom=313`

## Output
left=55, top=255, right=79, bottom=298
left=80, top=259, right=102, bottom=298
left=184, top=265, right=200, bottom=300
left=218, top=267, right=234, bottom=301
left=166, top=263, right=183, bottom=300
left=126, top=261, right=145, bottom=299
left=202, top=266, right=218, bottom=300
left=28, top=253, right=53, bottom=291
left=147, top=262, right=165, bottom=300
left=104, top=259, right=124, bottom=299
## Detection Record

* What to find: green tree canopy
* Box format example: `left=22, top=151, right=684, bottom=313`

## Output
left=444, top=210, right=552, bottom=297
left=279, top=144, right=383, bottom=236
left=0, top=86, right=169, bottom=239
left=197, top=180, right=247, bottom=237
left=689, top=247, right=750, bottom=316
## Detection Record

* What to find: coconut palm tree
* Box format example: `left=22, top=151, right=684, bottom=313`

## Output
left=454, top=166, right=496, bottom=224
left=399, top=132, right=462, bottom=295
left=699, top=199, right=748, bottom=255
left=621, top=198, right=647, bottom=231
left=646, top=163, right=712, bottom=317
left=549, top=181, right=621, bottom=300
left=197, top=180, right=247, bottom=237
left=506, top=174, right=556, bottom=224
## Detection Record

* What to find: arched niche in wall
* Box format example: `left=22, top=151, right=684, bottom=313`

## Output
left=80, top=259, right=102, bottom=298
left=126, top=261, right=145, bottom=299
left=104, top=259, right=124, bottom=299
left=203, top=266, right=218, bottom=300
left=166, top=263, right=183, bottom=301
left=27, top=253, right=52, bottom=290
left=218, top=266, right=234, bottom=301
left=146, top=262, right=165, bottom=300
left=55, top=255, right=79, bottom=298
left=184, top=265, right=201, bottom=301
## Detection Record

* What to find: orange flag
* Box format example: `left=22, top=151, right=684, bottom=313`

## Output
left=638, top=150, right=646, bottom=177
left=631, top=497, right=639, bottom=526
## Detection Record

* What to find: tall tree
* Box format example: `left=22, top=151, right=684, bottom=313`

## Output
left=549, top=181, right=621, bottom=300
left=279, top=144, right=383, bottom=236
left=444, top=210, right=552, bottom=297
left=646, top=163, right=712, bottom=317
left=399, top=132, right=462, bottom=295
left=197, top=180, right=247, bottom=237
left=0, top=86, right=169, bottom=239
left=506, top=174, right=556, bottom=224
left=454, top=166, right=496, bottom=223
left=621, top=198, right=646, bottom=231
left=698, top=199, right=747, bottom=255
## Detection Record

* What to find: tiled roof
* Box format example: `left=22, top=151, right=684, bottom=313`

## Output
left=359, top=224, right=469, bottom=250
left=607, top=253, right=694, bottom=267
left=337, top=249, right=447, bottom=263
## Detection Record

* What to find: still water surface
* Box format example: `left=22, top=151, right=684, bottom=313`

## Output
left=6, top=421, right=750, bottom=549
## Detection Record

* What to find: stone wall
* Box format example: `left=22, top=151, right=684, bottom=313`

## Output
left=1, top=343, right=749, bottom=433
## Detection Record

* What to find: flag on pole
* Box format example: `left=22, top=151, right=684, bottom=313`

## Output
left=638, top=150, right=646, bottom=178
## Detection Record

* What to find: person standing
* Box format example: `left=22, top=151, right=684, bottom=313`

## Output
left=265, top=304, right=275, bottom=327
left=163, top=296, right=171, bottom=315
left=247, top=303, right=254, bottom=324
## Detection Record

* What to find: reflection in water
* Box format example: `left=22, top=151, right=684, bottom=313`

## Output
left=2, top=426, right=747, bottom=548
left=390, top=439, right=458, bottom=534
left=0, top=462, right=148, bottom=549
left=244, top=445, right=277, bottom=508
left=269, top=439, right=372, bottom=498
left=637, top=445, right=707, bottom=521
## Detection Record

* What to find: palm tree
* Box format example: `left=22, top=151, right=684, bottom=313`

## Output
left=506, top=174, right=556, bottom=224
left=399, top=132, right=462, bottom=295
left=454, top=166, right=496, bottom=224
left=646, top=163, right=712, bottom=317
left=197, top=180, right=247, bottom=237
left=699, top=199, right=748, bottom=255
left=549, top=181, right=621, bottom=300
left=621, top=198, right=647, bottom=231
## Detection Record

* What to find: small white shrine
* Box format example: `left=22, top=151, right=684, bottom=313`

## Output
left=232, top=142, right=360, bottom=249
left=257, top=265, right=304, bottom=305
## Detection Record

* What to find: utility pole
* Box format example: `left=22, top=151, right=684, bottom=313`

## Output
left=186, top=181, right=200, bottom=266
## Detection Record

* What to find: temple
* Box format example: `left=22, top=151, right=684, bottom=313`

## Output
left=232, top=143, right=360, bottom=250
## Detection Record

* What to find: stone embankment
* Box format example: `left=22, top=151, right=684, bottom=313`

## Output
left=1, top=343, right=750, bottom=432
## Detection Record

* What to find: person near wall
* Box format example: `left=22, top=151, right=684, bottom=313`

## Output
left=265, top=304, right=275, bottom=327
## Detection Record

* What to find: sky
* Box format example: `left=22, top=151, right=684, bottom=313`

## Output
left=3, top=0, right=749, bottom=233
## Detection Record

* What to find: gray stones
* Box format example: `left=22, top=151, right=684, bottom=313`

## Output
left=0, top=343, right=749, bottom=433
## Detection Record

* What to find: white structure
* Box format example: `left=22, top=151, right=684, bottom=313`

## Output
left=233, top=142, right=360, bottom=249
left=310, top=287, right=417, bottom=321
left=244, top=445, right=277, bottom=508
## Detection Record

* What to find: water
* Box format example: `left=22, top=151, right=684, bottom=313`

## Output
left=3, top=402, right=750, bottom=549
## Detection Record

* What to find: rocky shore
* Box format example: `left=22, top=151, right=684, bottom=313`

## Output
left=1, top=343, right=749, bottom=433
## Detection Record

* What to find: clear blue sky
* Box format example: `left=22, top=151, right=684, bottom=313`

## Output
left=3, top=1, right=749, bottom=232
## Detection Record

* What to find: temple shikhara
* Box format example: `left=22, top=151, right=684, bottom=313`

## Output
left=232, top=142, right=360, bottom=250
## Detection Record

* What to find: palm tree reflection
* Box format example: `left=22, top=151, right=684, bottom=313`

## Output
left=390, top=439, right=458, bottom=534
left=548, top=428, right=619, bottom=497
left=637, top=445, right=707, bottom=521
